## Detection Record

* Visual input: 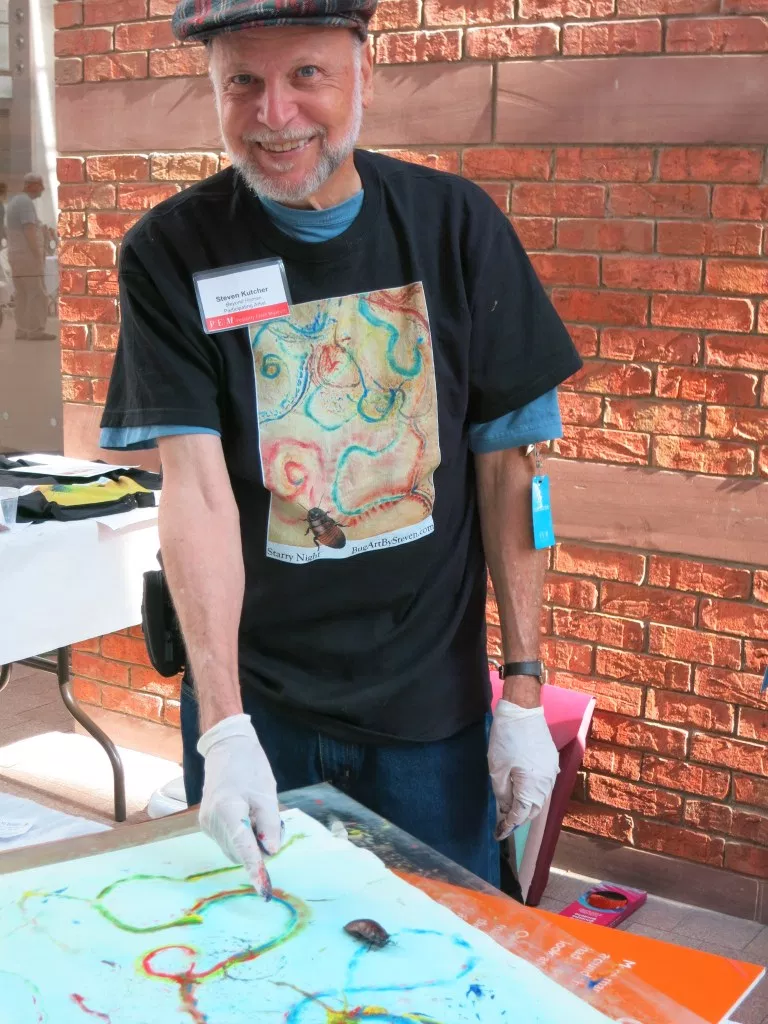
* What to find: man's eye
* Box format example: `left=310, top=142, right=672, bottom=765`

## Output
left=296, top=65, right=319, bottom=79
left=231, top=74, right=253, bottom=86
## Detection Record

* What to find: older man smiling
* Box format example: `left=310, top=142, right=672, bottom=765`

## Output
left=101, top=0, right=581, bottom=899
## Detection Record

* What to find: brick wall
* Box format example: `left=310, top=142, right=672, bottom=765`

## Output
left=56, top=0, right=768, bottom=879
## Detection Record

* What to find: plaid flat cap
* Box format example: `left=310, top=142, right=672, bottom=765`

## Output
left=172, top=0, right=378, bottom=42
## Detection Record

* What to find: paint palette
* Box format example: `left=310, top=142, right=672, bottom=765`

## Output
left=0, top=811, right=613, bottom=1024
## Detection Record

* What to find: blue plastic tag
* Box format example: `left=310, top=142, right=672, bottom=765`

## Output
left=532, top=474, right=555, bottom=550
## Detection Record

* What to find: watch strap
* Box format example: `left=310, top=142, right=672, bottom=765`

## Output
left=498, top=660, right=544, bottom=680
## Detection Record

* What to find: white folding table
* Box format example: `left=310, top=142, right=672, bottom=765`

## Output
left=0, top=509, right=160, bottom=820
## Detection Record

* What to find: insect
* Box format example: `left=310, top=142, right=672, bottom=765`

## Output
left=344, top=918, right=391, bottom=949
left=305, top=506, right=347, bottom=550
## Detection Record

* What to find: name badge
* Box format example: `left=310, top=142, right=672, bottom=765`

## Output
left=193, top=258, right=292, bottom=334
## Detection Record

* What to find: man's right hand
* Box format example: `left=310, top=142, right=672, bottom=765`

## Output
left=197, top=713, right=282, bottom=899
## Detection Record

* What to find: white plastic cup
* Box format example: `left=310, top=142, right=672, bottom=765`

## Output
left=0, top=487, right=19, bottom=532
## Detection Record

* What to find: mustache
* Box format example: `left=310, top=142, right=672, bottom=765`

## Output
left=242, top=126, right=326, bottom=145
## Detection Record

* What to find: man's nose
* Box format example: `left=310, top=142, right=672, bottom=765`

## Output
left=256, top=82, right=299, bottom=133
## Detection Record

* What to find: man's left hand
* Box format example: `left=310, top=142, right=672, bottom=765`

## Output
left=488, top=698, right=560, bottom=841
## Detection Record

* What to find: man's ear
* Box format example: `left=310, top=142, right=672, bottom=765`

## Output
left=361, top=39, right=374, bottom=109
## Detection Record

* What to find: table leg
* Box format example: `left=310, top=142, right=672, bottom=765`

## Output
left=0, top=664, right=11, bottom=693
left=55, top=648, right=127, bottom=823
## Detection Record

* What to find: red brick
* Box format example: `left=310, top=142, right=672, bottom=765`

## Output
left=559, top=392, right=603, bottom=426
left=596, top=648, right=692, bottom=691
left=610, top=184, right=710, bottom=219
left=563, top=803, right=635, bottom=843
left=520, top=0, right=613, bottom=14
left=84, top=0, right=147, bottom=24
left=55, top=26, right=112, bottom=56
left=713, top=185, right=768, bottom=220
left=56, top=57, right=84, bottom=84
left=755, top=571, right=768, bottom=604
left=552, top=289, right=649, bottom=326
left=56, top=2, right=84, bottom=28
left=60, top=325, right=89, bottom=350
left=700, top=598, right=768, bottom=639
left=757, top=302, right=767, bottom=334
left=92, top=379, right=111, bottom=404
left=118, top=183, right=179, bottom=210
left=635, top=820, right=725, bottom=865
left=656, top=221, right=763, bottom=257
left=653, top=436, right=756, bottom=476
left=666, top=16, right=768, bottom=53
left=59, top=296, right=118, bottom=325
left=73, top=637, right=101, bottom=654
left=530, top=253, right=600, bottom=287
left=647, top=688, right=735, bottom=733
left=379, top=150, right=461, bottom=173
left=551, top=672, right=644, bottom=715
left=476, top=183, right=509, bottom=211
left=724, top=843, right=768, bottom=877
left=93, top=325, right=119, bottom=351
left=60, top=269, right=87, bottom=295
left=463, top=148, right=552, bottom=180
left=592, top=711, right=689, bottom=757
left=568, top=325, right=599, bottom=357
left=583, top=742, right=643, bottom=781
left=59, top=240, right=116, bottom=268
left=692, top=732, right=768, bottom=776
left=63, top=376, right=93, bottom=402
left=554, top=543, right=646, bottom=583
left=556, top=147, right=654, bottom=183
left=115, top=18, right=175, bottom=50
left=87, top=211, right=141, bottom=239
left=86, top=155, right=149, bottom=182
left=61, top=350, right=114, bottom=378
left=649, top=556, right=752, bottom=600
left=734, top=773, right=768, bottom=809
left=659, top=147, right=764, bottom=183
left=564, top=19, right=661, bottom=55
left=556, top=425, right=650, bottom=464
left=512, top=217, right=556, bottom=251
left=649, top=624, right=741, bottom=667
left=371, top=0, right=423, bottom=30
left=130, top=665, right=181, bottom=699
left=725, top=0, right=768, bottom=9
left=59, top=184, right=116, bottom=210
left=164, top=700, right=181, bottom=728
left=738, top=706, right=768, bottom=742
left=602, top=256, right=702, bottom=293
left=656, top=365, right=758, bottom=405
left=72, top=677, right=101, bottom=705
left=101, top=632, right=152, bottom=666
left=84, top=51, right=148, bottom=81
left=377, top=29, right=462, bottom=62
left=695, top=665, right=765, bottom=709
left=761, top=447, right=768, bottom=475
left=601, top=582, right=698, bottom=627
left=706, top=333, right=768, bottom=370
left=589, top=774, right=683, bottom=821
left=707, top=259, right=768, bottom=296
left=620, top=0, right=717, bottom=9
left=642, top=755, right=730, bottom=798
left=545, top=575, right=599, bottom=610
left=654, top=294, right=755, bottom=332
left=59, top=211, right=87, bottom=238
left=706, top=406, right=768, bottom=442
left=604, top=398, right=702, bottom=436
left=558, top=218, right=654, bottom=254
left=101, top=683, right=163, bottom=722
left=553, top=609, right=645, bottom=651
left=149, top=46, right=207, bottom=77
left=599, top=327, right=701, bottom=365
left=88, top=270, right=119, bottom=297
left=71, top=650, right=130, bottom=686
left=565, top=358, right=655, bottom=397
left=58, top=157, right=85, bottom=184
left=465, top=24, right=560, bottom=58
left=541, top=637, right=595, bottom=674
left=512, top=183, right=606, bottom=218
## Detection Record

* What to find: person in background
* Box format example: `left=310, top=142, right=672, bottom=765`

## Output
left=0, top=182, right=7, bottom=250
left=6, top=173, right=55, bottom=341
left=101, top=0, right=582, bottom=898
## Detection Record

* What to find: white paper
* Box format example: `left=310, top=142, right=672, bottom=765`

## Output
left=7, top=454, right=137, bottom=477
left=0, top=818, right=32, bottom=839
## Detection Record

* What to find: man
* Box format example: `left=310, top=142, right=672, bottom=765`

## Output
left=6, top=173, right=54, bottom=341
left=101, top=0, right=582, bottom=897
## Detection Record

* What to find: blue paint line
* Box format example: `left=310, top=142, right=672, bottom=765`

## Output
left=762, top=665, right=768, bottom=693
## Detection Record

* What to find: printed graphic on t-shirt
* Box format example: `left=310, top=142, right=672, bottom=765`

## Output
left=250, top=283, right=440, bottom=563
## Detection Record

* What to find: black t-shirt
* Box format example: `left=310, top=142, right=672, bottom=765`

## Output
left=103, top=150, right=581, bottom=744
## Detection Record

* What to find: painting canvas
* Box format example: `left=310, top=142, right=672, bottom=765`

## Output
left=0, top=809, right=613, bottom=1024
left=251, top=284, right=441, bottom=564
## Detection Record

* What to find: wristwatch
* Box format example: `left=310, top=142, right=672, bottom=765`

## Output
left=498, top=660, right=544, bottom=681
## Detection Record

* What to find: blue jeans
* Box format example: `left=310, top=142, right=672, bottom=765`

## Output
left=180, top=682, right=499, bottom=887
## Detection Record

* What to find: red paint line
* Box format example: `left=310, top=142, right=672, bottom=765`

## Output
left=71, top=994, right=112, bottom=1022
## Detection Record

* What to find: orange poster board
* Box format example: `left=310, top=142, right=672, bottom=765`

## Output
left=401, top=873, right=763, bottom=1024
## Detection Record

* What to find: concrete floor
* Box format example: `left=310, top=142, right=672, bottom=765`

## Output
left=0, top=302, right=62, bottom=453
left=1, top=666, right=767, bottom=1021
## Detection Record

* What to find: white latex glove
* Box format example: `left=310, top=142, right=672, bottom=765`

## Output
left=488, top=700, right=560, bottom=841
left=197, top=713, right=282, bottom=899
